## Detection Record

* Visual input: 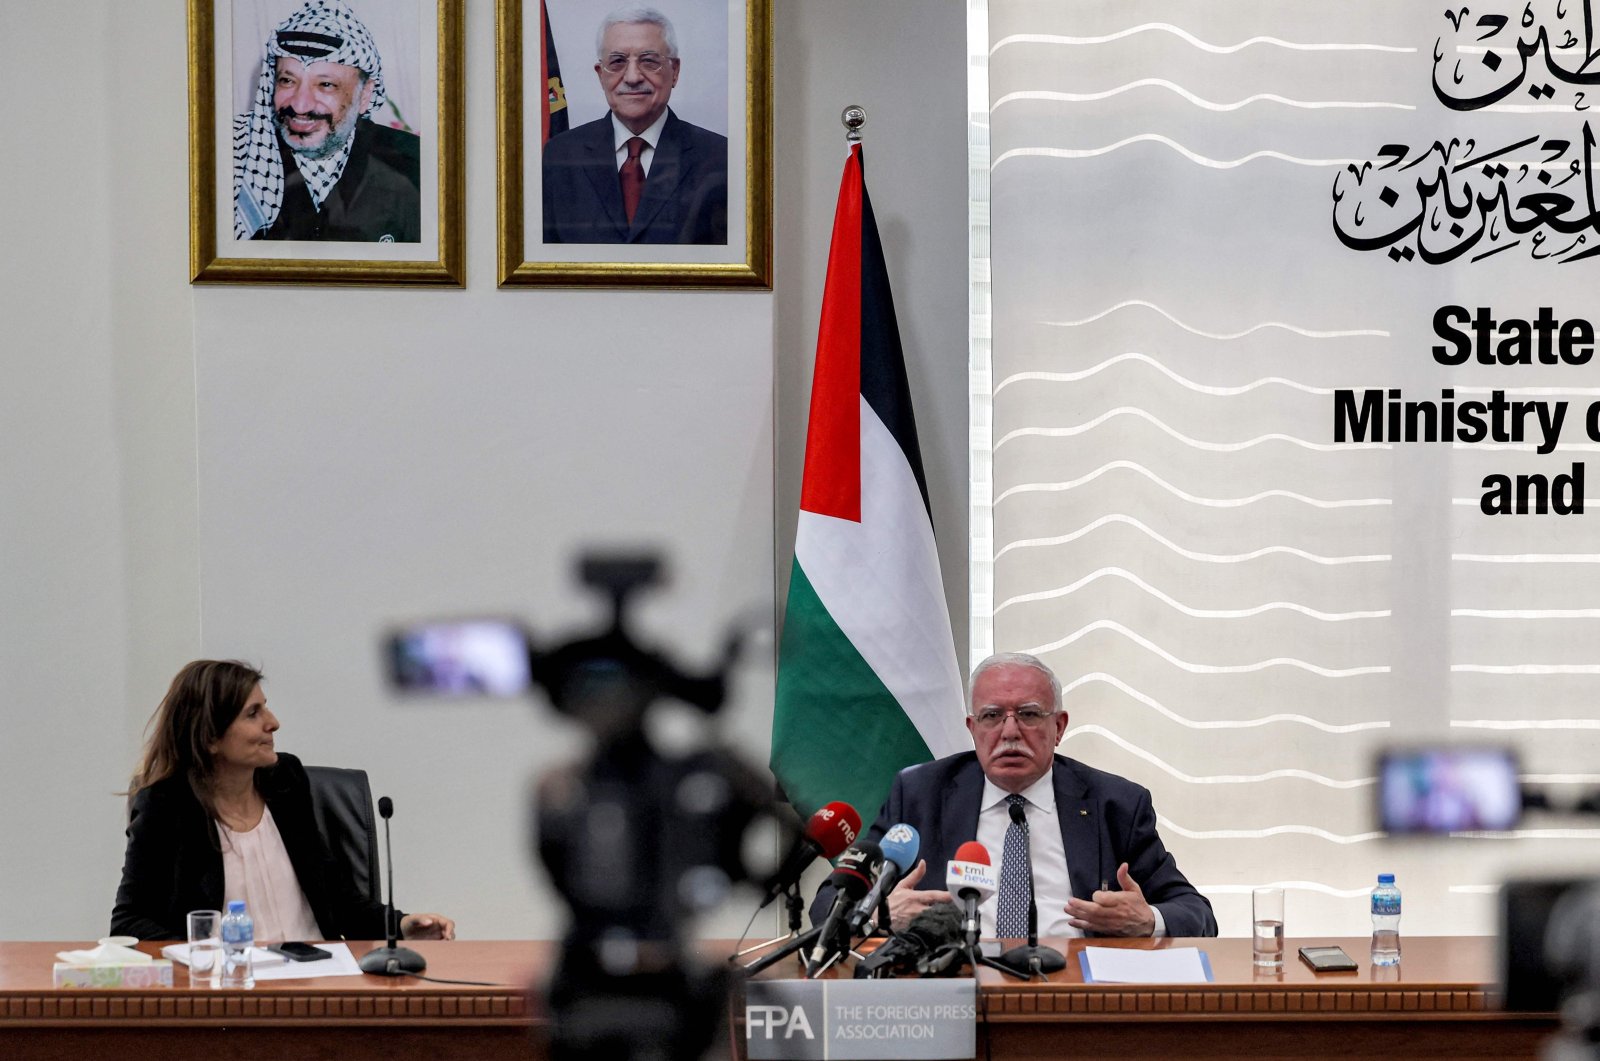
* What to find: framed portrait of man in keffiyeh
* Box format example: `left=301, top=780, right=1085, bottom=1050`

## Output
left=495, top=0, right=772, bottom=288
left=187, top=0, right=464, bottom=284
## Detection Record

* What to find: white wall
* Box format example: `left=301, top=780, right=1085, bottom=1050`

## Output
left=0, top=1, right=969, bottom=941
left=773, top=0, right=971, bottom=669
left=0, top=2, right=200, bottom=939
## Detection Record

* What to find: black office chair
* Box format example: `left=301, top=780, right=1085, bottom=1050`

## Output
left=305, top=765, right=382, bottom=905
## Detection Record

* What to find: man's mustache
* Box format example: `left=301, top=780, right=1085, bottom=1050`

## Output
left=276, top=107, right=334, bottom=129
left=997, top=739, right=1033, bottom=758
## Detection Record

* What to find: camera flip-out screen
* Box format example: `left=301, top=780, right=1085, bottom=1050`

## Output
left=1377, top=747, right=1521, bottom=834
left=388, top=619, right=531, bottom=696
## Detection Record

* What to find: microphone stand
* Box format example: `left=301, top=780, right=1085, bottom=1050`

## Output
left=731, top=886, right=808, bottom=960
left=957, top=893, right=1032, bottom=981
left=973, top=943, right=1032, bottom=980
left=359, top=798, right=427, bottom=976
left=743, top=924, right=823, bottom=976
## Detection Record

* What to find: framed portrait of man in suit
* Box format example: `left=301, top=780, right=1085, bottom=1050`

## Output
left=187, top=0, right=465, bottom=285
left=497, top=0, right=772, bottom=288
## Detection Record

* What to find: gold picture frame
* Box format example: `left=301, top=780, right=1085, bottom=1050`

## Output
left=496, top=0, right=772, bottom=288
left=188, top=0, right=465, bottom=286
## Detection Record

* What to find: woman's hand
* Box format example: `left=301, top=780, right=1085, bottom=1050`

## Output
left=399, top=913, right=456, bottom=940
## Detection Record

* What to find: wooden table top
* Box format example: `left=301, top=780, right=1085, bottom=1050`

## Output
left=0, top=939, right=549, bottom=992
left=752, top=935, right=1531, bottom=1019
left=978, top=934, right=1490, bottom=985
left=0, top=935, right=1533, bottom=1022
left=1, top=940, right=552, bottom=1026
left=1012, top=935, right=1512, bottom=1018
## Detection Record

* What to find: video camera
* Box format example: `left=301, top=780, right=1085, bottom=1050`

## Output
left=1376, top=744, right=1600, bottom=1051
left=384, top=553, right=782, bottom=1061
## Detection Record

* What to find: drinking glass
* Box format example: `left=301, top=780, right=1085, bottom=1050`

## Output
left=187, top=909, right=222, bottom=985
left=1252, top=887, right=1285, bottom=969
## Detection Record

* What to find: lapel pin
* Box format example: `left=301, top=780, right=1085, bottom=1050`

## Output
left=1080, top=809, right=1088, bottom=816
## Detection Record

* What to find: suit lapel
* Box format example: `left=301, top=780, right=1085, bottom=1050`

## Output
left=628, top=112, right=689, bottom=239
left=198, top=819, right=227, bottom=909
left=576, top=120, right=629, bottom=238
left=1054, top=758, right=1102, bottom=901
left=931, top=757, right=985, bottom=889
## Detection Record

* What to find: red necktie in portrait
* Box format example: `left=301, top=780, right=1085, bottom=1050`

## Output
left=620, top=136, right=647, bottom=224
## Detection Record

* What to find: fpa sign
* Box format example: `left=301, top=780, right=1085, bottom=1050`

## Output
left=744, top=979, right=976, bottom=1060
left=747, top=1002, right=816, bottom=1041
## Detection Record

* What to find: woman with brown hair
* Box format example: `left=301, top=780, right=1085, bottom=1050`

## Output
left=111, top=660, right=453, bottom=943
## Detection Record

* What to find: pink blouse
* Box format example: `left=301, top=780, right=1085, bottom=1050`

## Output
left=217, top=805, right=322, bottom=943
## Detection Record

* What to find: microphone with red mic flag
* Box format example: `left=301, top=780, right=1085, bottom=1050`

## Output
left=759, top=801, right=861, bottom=908
left=945, top=836, right=1046, bottom=982
left=947, top=841, right=998, bottom=949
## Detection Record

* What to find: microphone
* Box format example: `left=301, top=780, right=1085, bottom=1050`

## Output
left=358, top=796, right=428, bottom=976
left=853, top=902, right=964, bottom=979
left=947, top=841, right=997, bottom=948
left=759, top=801, right=861, bottom=908
left=993, top=800, right=1065, bottom=977
left=847, top=823, right=920, bottom=936
left=805, top=840, right=882, bottom=977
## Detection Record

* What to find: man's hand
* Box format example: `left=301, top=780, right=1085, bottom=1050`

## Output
left=886, top=859, right=953, bottom=933
left=1064, top=862, right=1155, bottom=937
left=400, top=913, right=456, bottom=940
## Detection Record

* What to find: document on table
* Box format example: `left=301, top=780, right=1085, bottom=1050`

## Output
left=162, top=943, right=283, bottom=967
left=162, top=941, right=365, bottom=980
left=1080, top=946, right=1213, bottom=983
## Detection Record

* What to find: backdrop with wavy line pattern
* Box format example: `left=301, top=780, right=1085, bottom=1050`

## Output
left=981, top=0, right=1600, bottom=938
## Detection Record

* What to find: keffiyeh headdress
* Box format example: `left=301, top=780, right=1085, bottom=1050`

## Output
left=233, top=0, right=386, bottom=238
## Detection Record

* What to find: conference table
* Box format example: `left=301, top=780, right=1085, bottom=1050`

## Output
left=0, top=937, right=1559, bottom=1060
left=2, top=939, right=539, bottom=1061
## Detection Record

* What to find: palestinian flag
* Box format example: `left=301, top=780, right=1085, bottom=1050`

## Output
left=771, top=144, right=967, bottom=822
left=540, top=0, right=568, bottom=143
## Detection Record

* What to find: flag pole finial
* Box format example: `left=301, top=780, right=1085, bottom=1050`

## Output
left=841, top=105, right=866, bottom=143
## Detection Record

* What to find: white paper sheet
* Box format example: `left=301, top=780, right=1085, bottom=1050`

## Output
left=1082, top=946, right=1210, bottom=984
left=162, top=943, right=283, bottom=967
left=162, top=941, right=365, bottom=980
left=249, top=941, right=363, bottom=980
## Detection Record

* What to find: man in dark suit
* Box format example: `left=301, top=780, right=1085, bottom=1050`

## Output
left=541, top=6, right=728, bottom=244
left=812, top=653, right=1216, bottom=938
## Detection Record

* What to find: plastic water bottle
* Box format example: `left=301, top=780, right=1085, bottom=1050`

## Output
left=1371, top=873, right=1401, bottom=967
left=220, top=900, right=255, bottom=988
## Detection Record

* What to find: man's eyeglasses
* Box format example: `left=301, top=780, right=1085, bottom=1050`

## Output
left=969, top=706, right=1056, bottom=729
left=601, top=52, right=675, bottom=75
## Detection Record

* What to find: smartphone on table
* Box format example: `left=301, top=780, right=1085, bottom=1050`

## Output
left=1298, top=946, right=1358, bottom=972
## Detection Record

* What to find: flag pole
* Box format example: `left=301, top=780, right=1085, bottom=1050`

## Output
left=841, top=105, right=866, bottom=143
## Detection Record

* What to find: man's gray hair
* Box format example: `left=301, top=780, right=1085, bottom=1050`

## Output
left=596, top=6, right=679, bottom=59
left=967, top=652, right=1063, bottom=714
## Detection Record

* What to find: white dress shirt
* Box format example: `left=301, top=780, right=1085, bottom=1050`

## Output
left=975, top=772, right=1167, bottom=939
left=976, top=773, right=1077, bottom=938
left=610, top=110, right=670, bottom=177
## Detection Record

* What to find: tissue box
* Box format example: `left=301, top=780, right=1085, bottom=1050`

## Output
left=53, top=960, right=174, bottom=988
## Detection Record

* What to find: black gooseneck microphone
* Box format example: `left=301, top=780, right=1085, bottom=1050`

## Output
left=803, top=840, right=882, bottom=977
left=994, top=800, right=1065, bottom=977
left=358, top=796, right=428, bottom=976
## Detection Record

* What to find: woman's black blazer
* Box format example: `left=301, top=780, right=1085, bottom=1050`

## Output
left=110, top=753, right=393, bottom=941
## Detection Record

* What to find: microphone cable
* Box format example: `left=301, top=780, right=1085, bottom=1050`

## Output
left=387, top=968, right=505, bottom=986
